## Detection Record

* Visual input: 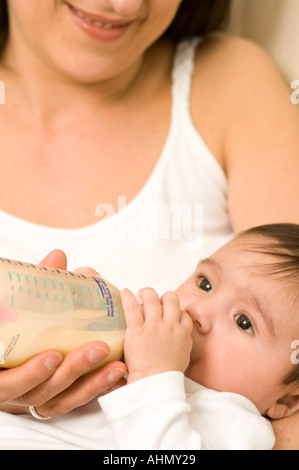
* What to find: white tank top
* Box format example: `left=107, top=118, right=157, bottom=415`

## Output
left=0, top=39, right=234, bottom=295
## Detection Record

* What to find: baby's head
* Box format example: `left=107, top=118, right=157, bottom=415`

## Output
left=176, top=223, right=299, bottom=419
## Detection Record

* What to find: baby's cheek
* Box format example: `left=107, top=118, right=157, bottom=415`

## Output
left=186, top=340, right=241, bottom=390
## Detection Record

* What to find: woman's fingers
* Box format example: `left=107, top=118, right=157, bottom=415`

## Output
left=39, top=249, right=68, bottom=270
left=21, top=341, right=110, bottom=407
left=3, top=340, right=127, bottom=418
left=40, top=250, right=102, bottom=278
left=73, top=266, right=102, bottom=277
left=0, top=250, right=67, bottom=406
left=0, top=349, right=63, bottom=404
left=36, top=362, right=127, bottom=418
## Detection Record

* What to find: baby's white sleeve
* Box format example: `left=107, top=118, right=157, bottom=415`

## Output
left=98, top=371, right=203, bottom=450
left=98, top=371, right=275, bottom=450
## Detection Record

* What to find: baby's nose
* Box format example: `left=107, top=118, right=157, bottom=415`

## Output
left=184, top=302, right=213, bottom=335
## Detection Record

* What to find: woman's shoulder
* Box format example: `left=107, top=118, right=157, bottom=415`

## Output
left=196, top=32, right=276, bottom=69
left=191, top=32, right=290, bottom=129
left=194, top=32, right=284, bottom=88
left=189, top=32, right=292, bottom=172
left=192, top=32, right=290, bottom=108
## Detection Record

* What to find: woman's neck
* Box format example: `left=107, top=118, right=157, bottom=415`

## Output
left=0, top=35, right=147, bottom=130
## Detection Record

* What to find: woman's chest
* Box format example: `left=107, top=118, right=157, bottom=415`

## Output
left=0, top=94, right=172, bottom=228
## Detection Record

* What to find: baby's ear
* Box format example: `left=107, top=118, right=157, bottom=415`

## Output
left=267, top=391, right=299, bottom=420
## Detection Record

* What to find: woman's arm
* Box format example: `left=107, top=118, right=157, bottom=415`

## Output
left=225, top=39, right=299, bottom=232
left=192, top=34, right=299, bottom=232
left=0, top=250, right=127, bottom=418
left=272, top=414, right=299, bottom=450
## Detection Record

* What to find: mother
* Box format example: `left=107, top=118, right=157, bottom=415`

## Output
left=0, top=0, right=298, bottom=449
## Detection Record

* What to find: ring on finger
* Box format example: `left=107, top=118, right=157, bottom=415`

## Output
left=29, top=405, right=52, bottom=421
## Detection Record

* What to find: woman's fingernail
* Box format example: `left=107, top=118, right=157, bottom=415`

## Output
left=44, top=352, right=63, bottom=371
left=87, top=346, right=109, bottom=364
left=107, top=368, right=127, bottom=385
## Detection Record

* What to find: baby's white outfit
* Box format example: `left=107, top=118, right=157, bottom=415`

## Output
left=0, top=371, right=275, bottom=450
left=99, top=371, right=275, bottom=450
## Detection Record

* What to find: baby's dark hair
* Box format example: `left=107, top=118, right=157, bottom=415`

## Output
left=238, top=223, right=299, bottom=278
left=237, top=223, right=299, bottom=387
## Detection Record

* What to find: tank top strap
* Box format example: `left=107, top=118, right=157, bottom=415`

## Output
left=171, top=37, right=203, bottom=111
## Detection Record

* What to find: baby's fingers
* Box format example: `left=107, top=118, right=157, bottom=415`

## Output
left=121, top=288, right=144, bottom=328
left=161, top=291, right=181, bottom=323
left=181, top=310, right=193, bottom=334
left=137, top=287, right=162, bottom=321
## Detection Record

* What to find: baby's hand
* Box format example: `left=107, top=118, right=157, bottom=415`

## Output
left=121, top=288, right=193, bottom=384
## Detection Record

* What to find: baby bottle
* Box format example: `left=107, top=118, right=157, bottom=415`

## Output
left=0, top=257, right=126, bottom=368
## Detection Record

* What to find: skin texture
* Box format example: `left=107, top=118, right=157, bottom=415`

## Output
left=0, top=0, right=299, bottom=446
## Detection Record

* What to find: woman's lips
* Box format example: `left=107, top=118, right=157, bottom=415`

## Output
left=65, top=2, right=132, bottom=41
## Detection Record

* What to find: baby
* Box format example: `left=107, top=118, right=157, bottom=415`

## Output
left=98, top=223, right=299, bottom=450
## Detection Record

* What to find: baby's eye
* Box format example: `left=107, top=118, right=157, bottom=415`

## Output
left=234, top=314, right=254, bottom=335
left=197, top=276, right=212, bottom=293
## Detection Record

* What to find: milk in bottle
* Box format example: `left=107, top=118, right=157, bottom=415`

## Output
left=0, top=257, right=126, bottom=368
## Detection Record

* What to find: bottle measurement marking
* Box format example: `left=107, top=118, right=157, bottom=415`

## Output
left=7, top=267, right=109, bottom=311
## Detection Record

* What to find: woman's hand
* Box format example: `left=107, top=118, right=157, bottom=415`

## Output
left=0, top=250, right=127, bottom=418
left=121, top=287, right=193, bottom=385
